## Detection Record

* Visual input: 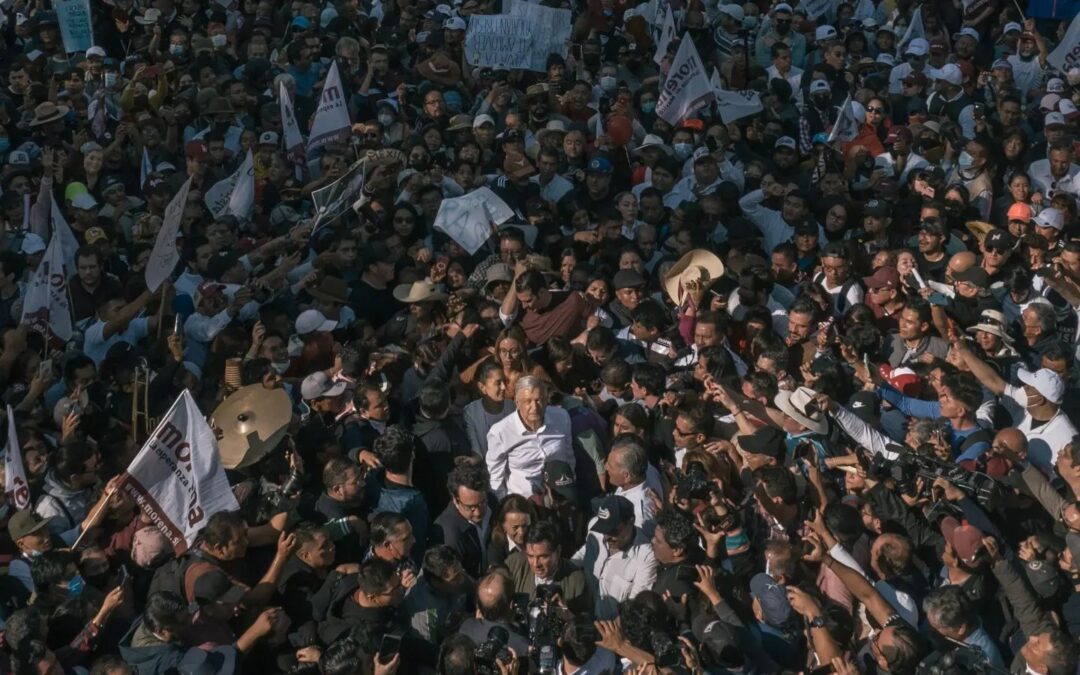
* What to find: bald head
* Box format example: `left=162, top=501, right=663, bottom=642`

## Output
left=994, top=427, right=1027, bottom=454
left=948, top=251, right=976, bottom=276
left=477, top=572, right=513, bottom=621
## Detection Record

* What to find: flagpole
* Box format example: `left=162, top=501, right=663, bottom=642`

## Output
left=1012, top=0, right=1026, bottom=20
left=70, top=478, right=124, bottom=550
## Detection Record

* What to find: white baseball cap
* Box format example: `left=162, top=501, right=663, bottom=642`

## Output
left=21, top=233, right=46, bottom=255
left=258, top=131, right=280, bottom=145
left=1033, top=208, right=1065, bottom=230
left=931, top=63, right=962, bottom=86
left=717, top=4, right=745, bottom=21
left=1061, top=99, right=1080, bottom=119
left=809, top=79, right=831, bottom=94
left=473, top=113, right=495, bottom=128
left=300, top=371, right=348, bottom=401
left=86, top=46, right=106, bottom=59
left=295, top=309, right=338, bottom=335
left=905, top=38, right=929, bottom=56
left=1003, top=21, right=1022, bottom=34
left=774, top=136, right=797, bottom=151
left=444, top=16, right=467, bottom=31
left=1040, top=93, right=1062, bottom=111
left=71, top=193, right=98, bottom=210
left=953, top=27, right=980, bottom=42
left=1047, top=78, right=1067, bottom=94
left=1018, top=368, right=1065, bottom=405
left=1044, top=112, right=1067, bottom=128
left=815, top=25, right=837, bottom=41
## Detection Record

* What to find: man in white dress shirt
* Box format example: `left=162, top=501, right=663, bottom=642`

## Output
left=486, top=376, right=574, bottom=498
left=605, top=436, right=658, bottom=537
left=572, top=495, right=657, bottom=620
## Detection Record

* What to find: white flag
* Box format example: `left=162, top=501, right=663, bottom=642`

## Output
left=827, top=95, right=860, bottom=143
left=49, top=194, right=79, bottom=273
left=654, top=3, right=677, bottom=65
left=121, top=390, right=239, bottom=555
left=279, top=82, right=306, bottom=179
left=140, top=147, right=153, bottom=189
left=433, top=187, right=515, bottom=255
left=145, top=177, right=191, bottom=292
left=1050, top=12, right=1080, bottom=72
left=21, top=231, right=73, bottom=344
left=853, top=0, right=876, bottom=21
left=4, top=406, right=30, bottom=510
left=714, top=88, right=764, bottom=124
left=898, top=7, right=924, bottom=54
left=204, top=150, right=255, bottom=220
left=307, top=60, right=351, bottom=151
left=656, top=38, right=715, bottom=125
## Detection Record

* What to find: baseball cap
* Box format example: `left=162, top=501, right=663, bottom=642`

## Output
left=1033, top=208, right=1065, bottom=230
left=1040, top=93, right=1062, bottom=111
left=591, top=495, right=635, bottom=534
left=809, top=79, right=831, bottom=95
left=952, top=266, right=988, bottom=287
left=192, top=568, right=247, bottom=606
left=984, top=228, right=1015, bottom=250
left=1047, top=77, right=1067, bottom=94
left=587, top=156, right=614, bottom=174
left=1007, top=202, right=1032, bottom=223
left=717, top=4, right=745, bottom=21
left=815, top=25, right=837, bottom=41
left=101, top=175, right=125, bottom=194
left=773, top=2, right=793, bottom=13
left=750, top=574, right=794, bottom=627
left=940, top=517, right=986, bottom=567
left=863, top=265, right=899, bottom=289
left=84, top=227, right=108, bottom=246
left=1003, top=21, right=1022, bottom=34
left=774, top=136, right=797, bottom=151
left=86, top=45, right=106, bottom=59
left=472, top=113, right=495, bottom=128
left=444, top=16, right=466, bottom=30
left=543, top=460, right=577, bottom=502
left=736, top=426, right=785, bottom=460
left=876, top=53, right=896, bottom=67
left=953, top=27, right=980, bottom=42
left=992, top=59, right=1013, bottom=71
left=931, top=63, right=962, bottom=86
left=1044, top=112, right=1067, bottom=128
left=301, top=371, right=348, bottom=401
left=185, top=139, right=210, bottom=161
left=197, top=281, right=225, bottom=300
left=258, top=131, right=279, bottom=146
left=847, top=391, right=881, bottom=426
left=1061, top=99, right=1080, bottom=119
left=863, top=199, right=890, bottom=218
left=291, top=16, right=311, bottom=29
left=919, top=219, right=947, bottom=236
left=8, top=510, right=52, bottom=541
left=295, top=308, right=338, bottom=335
left=904, top=38, right=929, bottom=56
left=1018, top=368, right=1065, bottom=404
left=71, top=193, right=98, bottom=210
left=21, top=233, right=46, bottom=256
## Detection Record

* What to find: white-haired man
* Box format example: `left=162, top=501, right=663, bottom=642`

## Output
left=486, top=376, right=574, bottom=498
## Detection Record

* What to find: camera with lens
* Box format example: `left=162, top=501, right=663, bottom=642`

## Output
left=676, top=461, right=716, bottom=501
left=650, top=630, right=684, bottom=669
left=868, top=449, right=1003, bottom=509
left=527, top=584, right=566, bottom=651
left=475, top=626, right=514, bottom=675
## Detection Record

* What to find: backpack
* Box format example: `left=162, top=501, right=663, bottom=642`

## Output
left=146, top=550, right=231, bottom=605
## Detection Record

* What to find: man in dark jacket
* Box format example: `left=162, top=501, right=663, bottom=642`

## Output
left=312, top=457, right=370, bottom=564
left=366, top=425, right=429, bottom=564
left=413, top=383, right=469, bottom=513
left=429, top=463, right=494, bottom=579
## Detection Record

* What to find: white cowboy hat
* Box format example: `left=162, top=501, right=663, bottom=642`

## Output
left=774, top=386, right=828, bottom=435
left=662, top=249, right=725, bottom=307
left=393, top=280, right=448, bottom=303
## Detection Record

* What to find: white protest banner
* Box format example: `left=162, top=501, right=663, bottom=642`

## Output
left=1050, top=12, right=1080, bottom=72
left=433, top=187, right=514, bottom=255
left=122, top=390, right=238, bottom=555
left=714, top=88, right=764, bottom=123
left=465, top=15, right=536, bottom=71
left=828, top=95, right=860, bottom=142
left=54, top=0, right=93, bottom=54
left=279, top=82, right=306, bottom=179
left=656, top=38, right=714, bottom=125
left=204, top=150, right=254, bottom=219
left=853, top=0, right=876, bottom=21
left=505, top=0, right=572, bottom=71
left=49, top=194, right=78, bottom=274
left=4, top=406, right=30, bottom=510
left=803, top=0, right=833, bottom=20
left=21, top=231, right=73, bottom=345
left=307, top=61, right=351, bottom=151
left=654, top=2, right=677, bottom=65
left=145, top=177, right=191, bottom=292
left=898, top=7, right=924, bottom=54
left=313, top=161, right=366, bottom=231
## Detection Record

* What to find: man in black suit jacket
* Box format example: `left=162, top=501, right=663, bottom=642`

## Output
left=429, top=463, right=494, bottom=579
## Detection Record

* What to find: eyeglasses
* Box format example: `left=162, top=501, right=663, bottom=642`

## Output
left=867, top=106, right=885, bottom=113
left=455, top=497, right=486, bottom=512
left=673, top=426, right=696, bottom=437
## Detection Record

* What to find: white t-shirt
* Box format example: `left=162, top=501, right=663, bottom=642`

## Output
left=82, top=317, right=150, bottom=365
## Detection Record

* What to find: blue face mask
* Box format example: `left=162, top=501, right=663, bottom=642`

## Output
left=67, top=574, right=85, bottom=599
left=641, top=101, right=656, bottom=114
left=0, top=138, right=9, bottom=154
left=958, top=151, right=974, bottom=169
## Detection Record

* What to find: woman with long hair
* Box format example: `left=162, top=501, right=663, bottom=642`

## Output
left=487, top=494, right=537, bottom=568
left=460, top=325, right=550, bottom=393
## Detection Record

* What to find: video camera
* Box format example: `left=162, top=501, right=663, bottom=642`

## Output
left=917, top=644, right=1010, bottom=675
left=474, top=626, right=514, bottom=675
left=526, top=584, right=567, bottom=653
left=868, top=448, right=1004, bottom=509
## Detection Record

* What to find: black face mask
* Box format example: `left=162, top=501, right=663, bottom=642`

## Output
left=584, top=54, right=601, bottom=70
left=811, top=94, right=831, bottom=109
left=411, top=157, right=431, bottom=171
left=775, top=20, right=792, bottom=35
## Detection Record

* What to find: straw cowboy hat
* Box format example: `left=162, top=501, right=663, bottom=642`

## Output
left=28, top=101, right=69, bottom=127
left=307, top=276, right=350, bottom=305
left=774, top=386, right=828, bottom=435
left=662, top=249, right=726, bottom=307
left=393, top=280, right=447, bottom=303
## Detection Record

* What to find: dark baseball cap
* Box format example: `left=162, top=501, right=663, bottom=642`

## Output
left=984, top=228, right=1015, bottom=251
left=613, top=269, right=646, bottom=289
left=864, top=199, right=890, bottom=218
left=543, top=460, right=576, bottom=502
left=191, top=569, right=246, bottom=606
left=952, top=266, right=989, bottom=287
left=736, top=427, right=786, bottom=460
left=750, top=573, right=794, bottom=627
left=591, top=495, right=635, bottom=534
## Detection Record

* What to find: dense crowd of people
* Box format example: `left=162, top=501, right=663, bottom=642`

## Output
left=4, top=0, right=1080, bottom=674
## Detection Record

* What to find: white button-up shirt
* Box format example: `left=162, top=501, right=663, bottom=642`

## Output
left=1003, top=384, right=1078, bottom=473
left=486, top=407, right=574, bottom=498
left=615, top=481, right=658, bottom=537
left=572, top=526, right=657, bottom=620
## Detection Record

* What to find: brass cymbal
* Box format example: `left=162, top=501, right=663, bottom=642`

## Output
left=211, top=385, right=292, bottom=469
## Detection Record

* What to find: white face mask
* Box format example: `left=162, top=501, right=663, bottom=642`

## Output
left=104, top=72, right=118, bottom=87
left=600, top=75, right=617, bottom=92
left=674, top=142, right=694, bottom=160
left=211, top=34, right=227, bottom=48
left=378, top=113, right=394, bottom=127
left=271, top=359, right=290, bottom=374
